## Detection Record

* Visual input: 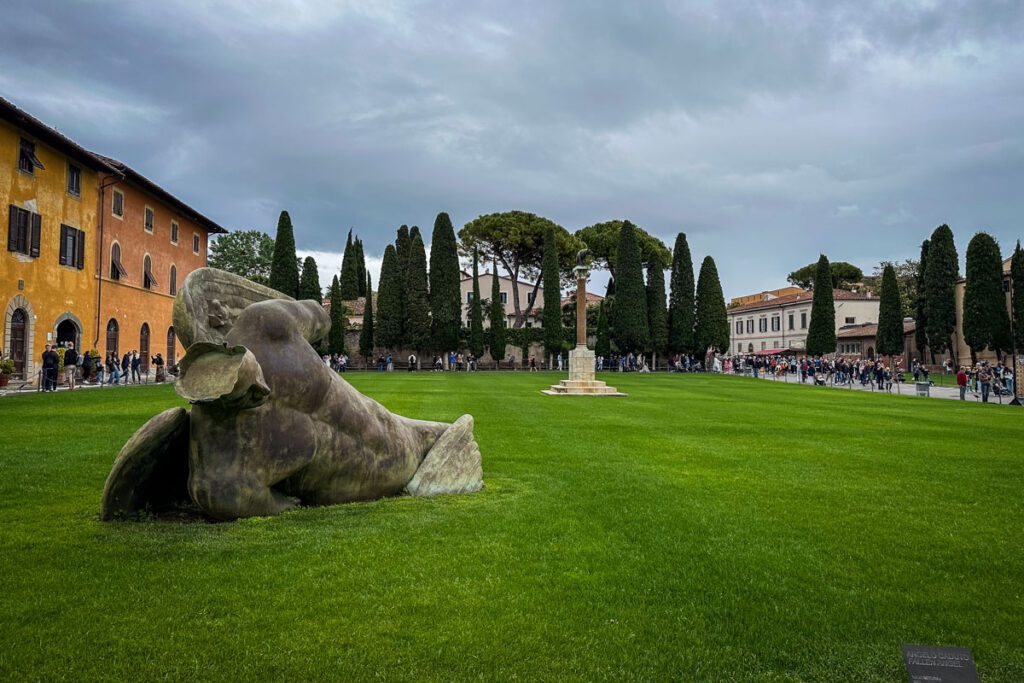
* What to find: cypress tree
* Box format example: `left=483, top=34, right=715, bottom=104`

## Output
left=1013, top=241, right=1024, bottom=352
left=375, top=245, right=403, bottom=350
left=646, top=249, right=668, bottom=367
left=298, top=256, right=322, bottom=301
left=394, top=225, right=411, bottom=338
left=595, top=301, right=611, bottom=359
left=328, top=274, right=347, bottom=356
left=667, top=232, right=695, bottom=356
left=875, top=264, right=904, bottom=358
left=488, top=263, right=506, bottom=362
left=542, top=226, right=564, bottom=360
left=964, top=232, right=1011, bottom=363
left=914, top=239, right=930, bottom=360
left=429, top=212, right=461, bottom=354
left=269, top=210, right=299, bottom=297
left=338, top=230, right=360, bottom=299
left=359, top=273, right=374, bottom=360
left=469, top=248, right=485, bottom=358
left=405, top=231, right=432, bottom=353
left=355, top=238, right=367, bottom=297
left=806, top=255, right=836, bottom=356
left=611, top=221, right=649, bottom=353
left=693, top=256, right=729, bottom=355
left=924, top=224, right=959, bottom=363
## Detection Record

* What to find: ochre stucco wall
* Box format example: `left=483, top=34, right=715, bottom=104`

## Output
left=1, top=119, right=99, bottom=380
left=96, top=174, right=210, bottom=370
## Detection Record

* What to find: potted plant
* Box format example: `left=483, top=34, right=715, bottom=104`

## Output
left=0, top=357, right=14, bottom=388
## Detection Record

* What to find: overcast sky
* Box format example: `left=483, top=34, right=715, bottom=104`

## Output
left=4, top=1, right=1023, bottom=297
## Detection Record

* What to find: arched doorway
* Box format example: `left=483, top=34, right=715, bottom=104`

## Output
left=139, top=323, right=150, bottom=373
left=10, top=309, right=27, bottom=378
left=106, top=319, right=119, bottom=359
left=867, top=346, right=875, bottom=360
left=56, top=318, right=79, bottom=349
left=166, top=326, right=176, bottom=366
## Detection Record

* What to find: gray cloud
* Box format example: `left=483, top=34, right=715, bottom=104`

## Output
left=3, top=0, right=1023, bottom=296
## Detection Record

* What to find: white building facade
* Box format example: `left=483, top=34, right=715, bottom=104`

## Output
left=728, top=289, right=880, bottom=355
left=459, top=270, right=544, bottom=328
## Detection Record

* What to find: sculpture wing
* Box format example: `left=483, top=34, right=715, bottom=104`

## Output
left=173, top=268, right=292, bottom=348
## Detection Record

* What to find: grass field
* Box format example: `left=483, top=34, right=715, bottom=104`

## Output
left=1, top=373, right=1022, bottom=681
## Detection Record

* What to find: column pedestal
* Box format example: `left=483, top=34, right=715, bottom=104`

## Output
left=542, top=346, right=626, bottom=396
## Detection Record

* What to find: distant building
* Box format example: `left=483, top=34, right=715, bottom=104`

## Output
left=729, top=286, right=805, bottom=308
left=836, top=319, right=920, bottom=361
left=459, top=270, right=545, bottom=328
left=1, top=96, right=227, bottom=382
left=727, top=288, right=880, bottom=355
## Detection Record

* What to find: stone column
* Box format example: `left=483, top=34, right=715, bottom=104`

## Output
left=575, top=269, right=587, bottom=347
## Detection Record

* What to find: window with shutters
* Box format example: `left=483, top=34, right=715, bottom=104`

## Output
left=112, top=189, right=124, bottom=218
left=169, top=265, right=177, bottom=295
left=170, top=221, right=179, bottom=244
left=58, top=225, right=85, bottom=269
left=143, top=254, right=157, bottom=290
left=67, top=163, right=82, bottom=197
left=110, top=242, right=127, bottom=280
left=18, top=138, right=45, bottom=175
left=771, top=316, right=781, bottom=331
left=758, top=318, right=767, bottom=333
left=735, top=320, right=743, bottom=334
left=192, top=233, right=200, bottom=254
left=801, top=312, right=808, bottom=329
left=746, top=319, right=753, bottom=334
left=7, top=205, right=41, bottom=257
left=144, top=206, right=154, bottom=232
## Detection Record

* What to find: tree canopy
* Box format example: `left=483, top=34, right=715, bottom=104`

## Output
left=469, top=248, right=485, bottom=358
left=923, top=224, right=959, bottom=359
left=542, top=226, right=565, bottom=358
left=208, top=230, right=275, bottom=286
left=787, top=260, right=863, bottom=290
left=667, top=232, right=695, bottom=356
left=338, top=230, right=361, bottom=299
left=269, top=210, right=299, bottom=298
left=805, top=255, right=837, bottom=356
left=693, top=256, right=729, bottom=354
left=488, top=263, right=506, bottom=361
left=870, top=258, right=919, bottom=318
left=963, top=232, right=1011, bottom=362
left=404, top=230, right=432, bottom=352
left=429, top=212, right=462, bottom=352
left=574, top=220, right=672, bottom=280
left=646, top=249, right=668, bottom=360
left=914, top=239, right=930, bottom=360
left=298, top=256, right=321, bottom=302
left=375, top=244, right=403, bottom=350
left=610, top=221, right=649, bottom=353
left=327, top=275, right=347, bottom=356
left=459, top=211, right=582, bottom=328
left=359, top=273, right=374, bottom=358
left=1013, top=241, right=1024, bottom=352
left=875, top=264, right=904, bottom=357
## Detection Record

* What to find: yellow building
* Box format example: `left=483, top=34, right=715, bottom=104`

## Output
left=1, top=98, right=118, bottom=381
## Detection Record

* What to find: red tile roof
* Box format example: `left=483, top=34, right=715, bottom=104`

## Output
left=728, top=288, right=874, bottom=314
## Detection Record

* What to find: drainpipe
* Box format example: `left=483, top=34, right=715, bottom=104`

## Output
left=93, top=174, right=123, bottom=349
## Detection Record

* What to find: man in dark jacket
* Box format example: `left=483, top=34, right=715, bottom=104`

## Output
left=131, top=350, right=141, bottom=383
left=121, top=351, right=131, bottom=384
left=41, top=344, right=59, bottom=391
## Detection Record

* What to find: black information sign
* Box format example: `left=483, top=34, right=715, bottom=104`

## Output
left=901, top=644, right=978, bottom=683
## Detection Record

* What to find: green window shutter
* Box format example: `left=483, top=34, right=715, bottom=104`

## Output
left=7, top=205, right=16, bottom=252
left=76, top=230, right=85, bottom=269
left=30, top=213, right=41, bottom=258
left=59, top=225, right=68, bottom=265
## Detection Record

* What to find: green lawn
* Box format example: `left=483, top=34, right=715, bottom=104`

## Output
left=1, top=373, right=1022, bottom=681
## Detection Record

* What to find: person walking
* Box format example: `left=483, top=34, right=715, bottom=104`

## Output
left=978, top=362, right=993, bottom=403
left=63, top=342, right=79, bottom=391
left=956, top=366, right=968, bottom=401
left=120, top=351, right=131, bottom=384
left=107, top=353, right=121, bottom=385
left=131, top=350, right=142, bottom=383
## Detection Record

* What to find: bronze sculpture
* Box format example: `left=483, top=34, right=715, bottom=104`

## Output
left=101, top=268, right=483, bottom=521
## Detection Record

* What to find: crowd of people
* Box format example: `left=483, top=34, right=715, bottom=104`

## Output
left=726, top=353, right=1015, bottom=402
left=36, top=341, right=168, bottom=391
